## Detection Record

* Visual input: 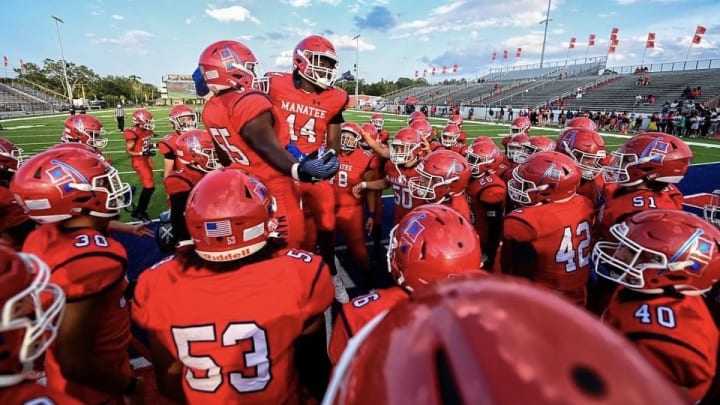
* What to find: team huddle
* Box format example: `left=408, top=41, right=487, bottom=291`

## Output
left=0, top=34, right=719, bottom=404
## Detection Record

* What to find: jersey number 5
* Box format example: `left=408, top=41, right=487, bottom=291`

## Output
left=172, top=322, right=271, bottom=393
left=555, top=221, right=592, bottom=272
left=208, top=127, right=251, bottom=166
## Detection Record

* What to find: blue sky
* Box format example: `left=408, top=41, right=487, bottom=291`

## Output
left=1, top=0, right=718, bottom=87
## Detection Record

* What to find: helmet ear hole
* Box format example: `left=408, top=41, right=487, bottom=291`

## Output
left=571, top=365, right=607, bottom=398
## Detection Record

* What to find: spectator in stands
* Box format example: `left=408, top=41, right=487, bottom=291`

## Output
left=115, top=104, right=125, bottom=131
left=647, top=94, right=655, bottom=104
left=498, top=106, right=505, bottom=122
left=682, top=86, right=692, bottom=99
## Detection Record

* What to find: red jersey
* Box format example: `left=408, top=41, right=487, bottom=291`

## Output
left=132, top=248, right=334, bottom=405
left=466, top=173, right=506, bottom=246
left=429, top=141, right=467, bottom=155
left=328, top=287, right=408, bottom=365
left=164, top=166, right=205, bottom=197
left=502, top=195, right=596, bottom=305
left=577, top=175, right=606, bottom=208
left=123, top=126, right=154, bottom=159
left=331, top=148, right=377, bottom=207
left=598, top=184, right=684, bottom=241
left=0, top=381, right=85, bottom=405
left=157, top=131, right=181, bottom=161
left=603, top=288, right=718, bottom=402
left=266, top=72, right=348, bottom=154
left=23, top=223, right=131, bottom=404
left=444, top=194, right=472, bottom=222
left=201, top=90, right=289, bottom=185
left=384, top=160, right=423, bottom=224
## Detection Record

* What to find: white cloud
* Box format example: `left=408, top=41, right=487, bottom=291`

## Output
left=329, top=35, right=377, bottom=52
left=111, top=14, right=123, bottom=20
left=205, top=6, right=260, bottom=24
left=282, top=0, right=311, bottom=7
left=274, top=50, right=294, bottom=69
left=185, top=17, right=194, bottom=24
left=88, top=30, right=152, bottom=45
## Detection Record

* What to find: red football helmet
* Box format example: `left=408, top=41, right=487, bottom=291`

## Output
left=440, top=124, right=461, bottom=147
left=175, top=130, right=219, bottom=172
left=10, top=148, right=132, bottom=223
left=510, top=116, right=531, bottom=135
left=557, top=127, right=607, bottom=180
left=389, top=127, right=422, bottom=165
left=0, top=187, right=30, bottom=236
left=409, top=149, right=470, bottom=203
left=407, top=110, right=427, bottom=126
left=198, top=40, right=265, bottom=92
left=326, top=276, right=689, bottom=405
left=185, top=169, right=274, bottom=262
left=505, top=133, right=529, bottom=163
left=593, top=209, right=720, bottom=295
left=132, top=109, right=155, bottom=131
left=62, top=115, right=108, bottom=149
left=566, top=116, right=598, bottom=131
left=465, top=140, right=503, bottom=176
left=358, top=122, right=378, bottom=150
left=293, top=35, right=339, bottom=89
left=169, top=104, right=198, bottom=133
left=370, top=113, right=384, bottom=130
left=410, top=119, right=433, bottom=142
left=508, top=151, right=581, bottom=206
left=387, top=205, right=482, bottom=291
left=340, top=122, right=363, bottom=151
left=601, top=132, right=691, bottom=186
left=448, top=114, right=463, bottom=128
left=0, top=244, right=64, bottom=387
left=515, top=136, right=556, bottom=164
left=0, top=137, right=25, bottom=174
left=704, top=189, right=720, bottom=228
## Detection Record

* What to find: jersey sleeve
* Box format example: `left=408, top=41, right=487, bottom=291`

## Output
left=228, top=92, right=274, bottom=133
left=282, top=249, right=334, bottom=321
left=123, top=128, right=136, bottom=142
left=131, top=256, right=174, bottom=331
left=482, top=184, right=507, bottom=206
left=157, top=135, right=175, bottom=156
left=164, top=172, right=195, bottom=196
left=51, top=251, right=127, bottom=301
left=503, top=212, right=538, bottom=243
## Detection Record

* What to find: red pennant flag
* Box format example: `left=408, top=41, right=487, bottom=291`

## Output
left=608, top=45, right=617, bottom=54
left=442, top=66, right=447, bottom=74
left=452, top=64, right=458, bottom=73
left=588, top=34, right=596, bottom=46
left=611, top=27, right=619, bottom=34
left=696, top=25, right=706, bottom=35
left=492, top=51, right=497, bottom=61
left=648, top=32, right=656, bottom=41
left=516, top=48, right=522, bottom=58
left=569, top=37, right=576, bottom=49
left=693, top=34, right=702, bottom=44
left=415, top=70, right=418, bottom=78
left=423, top=69, right=427, bottom=77
left=2, top=56, right=7, bottom=67
left=503, top=49, right=508, bottom=59
left=431, top=67, right=436, bottom=75
left=613, top=38, right=619, bottom=46
left=646, top=40, right=655, bottom=49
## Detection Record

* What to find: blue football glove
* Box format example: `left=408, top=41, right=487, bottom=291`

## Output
left=285, top=141, right=306, bottom=160
left=292, top=148, right=339, bottom=182
left=193, top=67, right=210, bottom=97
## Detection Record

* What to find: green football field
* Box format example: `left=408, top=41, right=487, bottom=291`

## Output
left=2, top=107, right=719, bottom=220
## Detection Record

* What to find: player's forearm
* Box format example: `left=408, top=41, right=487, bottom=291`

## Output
left=57, top=354, right=135, bottom=397
left=361, top=179, right=387, bottom=191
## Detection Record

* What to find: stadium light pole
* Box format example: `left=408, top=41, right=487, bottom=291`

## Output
left=538, top=0, right=552, bottom=68
left=51, top=15, right=73, bottom=102
left=353, top=34, right=360, bottom=109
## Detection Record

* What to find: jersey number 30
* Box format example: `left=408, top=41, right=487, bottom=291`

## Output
left=172, top=322, right=270, bottom=393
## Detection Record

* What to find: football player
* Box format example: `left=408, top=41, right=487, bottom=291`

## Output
left=327, top=205, right=483, bottom=364
left=704, top=189, right=720, bottom=228
left=502, top=115, right=531, bottom=150
left=61, top=114, right=109, bottom=162
left=359, top=122, right=389, bottom=261
left=502, top=151, right=595, bottom=306
left=156, top=104, right=198, bottom=179
left=429, top=123, right=467, bottom=155
left=325, top=276, right=689, bottom=405
left=593, top=209, right=720, bottom=402
left=0, top=244, right=83, bottom=404
left=199, top=40, right=338, bottom=252
left=164, top=129, right=219, bottom=249
left=597, top=132, right=690, bottom=241
left=369, top=112, right=389, bottom=143
left=124, top=108, right=156, bottom=222
left=513, top=135, right=555, bottom=164
left=556, top=127, right=607, bottom=208
left=465, top=138, right=507, bottom=271
left=265, top=34, right=348, bottom=280
left=408, top=149, right=472, bottom=221
left=331, top=122, right=378, bottom=284
left=132, top=168, right=334, bottom=404
left=11, top=148, right=141, bottom=404
left=354, top=127, right=425, bottom=225
left=407, top=110, right=426, bottom=126
left=447, top=113, right=468, bottom=144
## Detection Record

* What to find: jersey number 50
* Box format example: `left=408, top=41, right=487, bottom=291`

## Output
left=172, top=322, right=270, bottom=393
